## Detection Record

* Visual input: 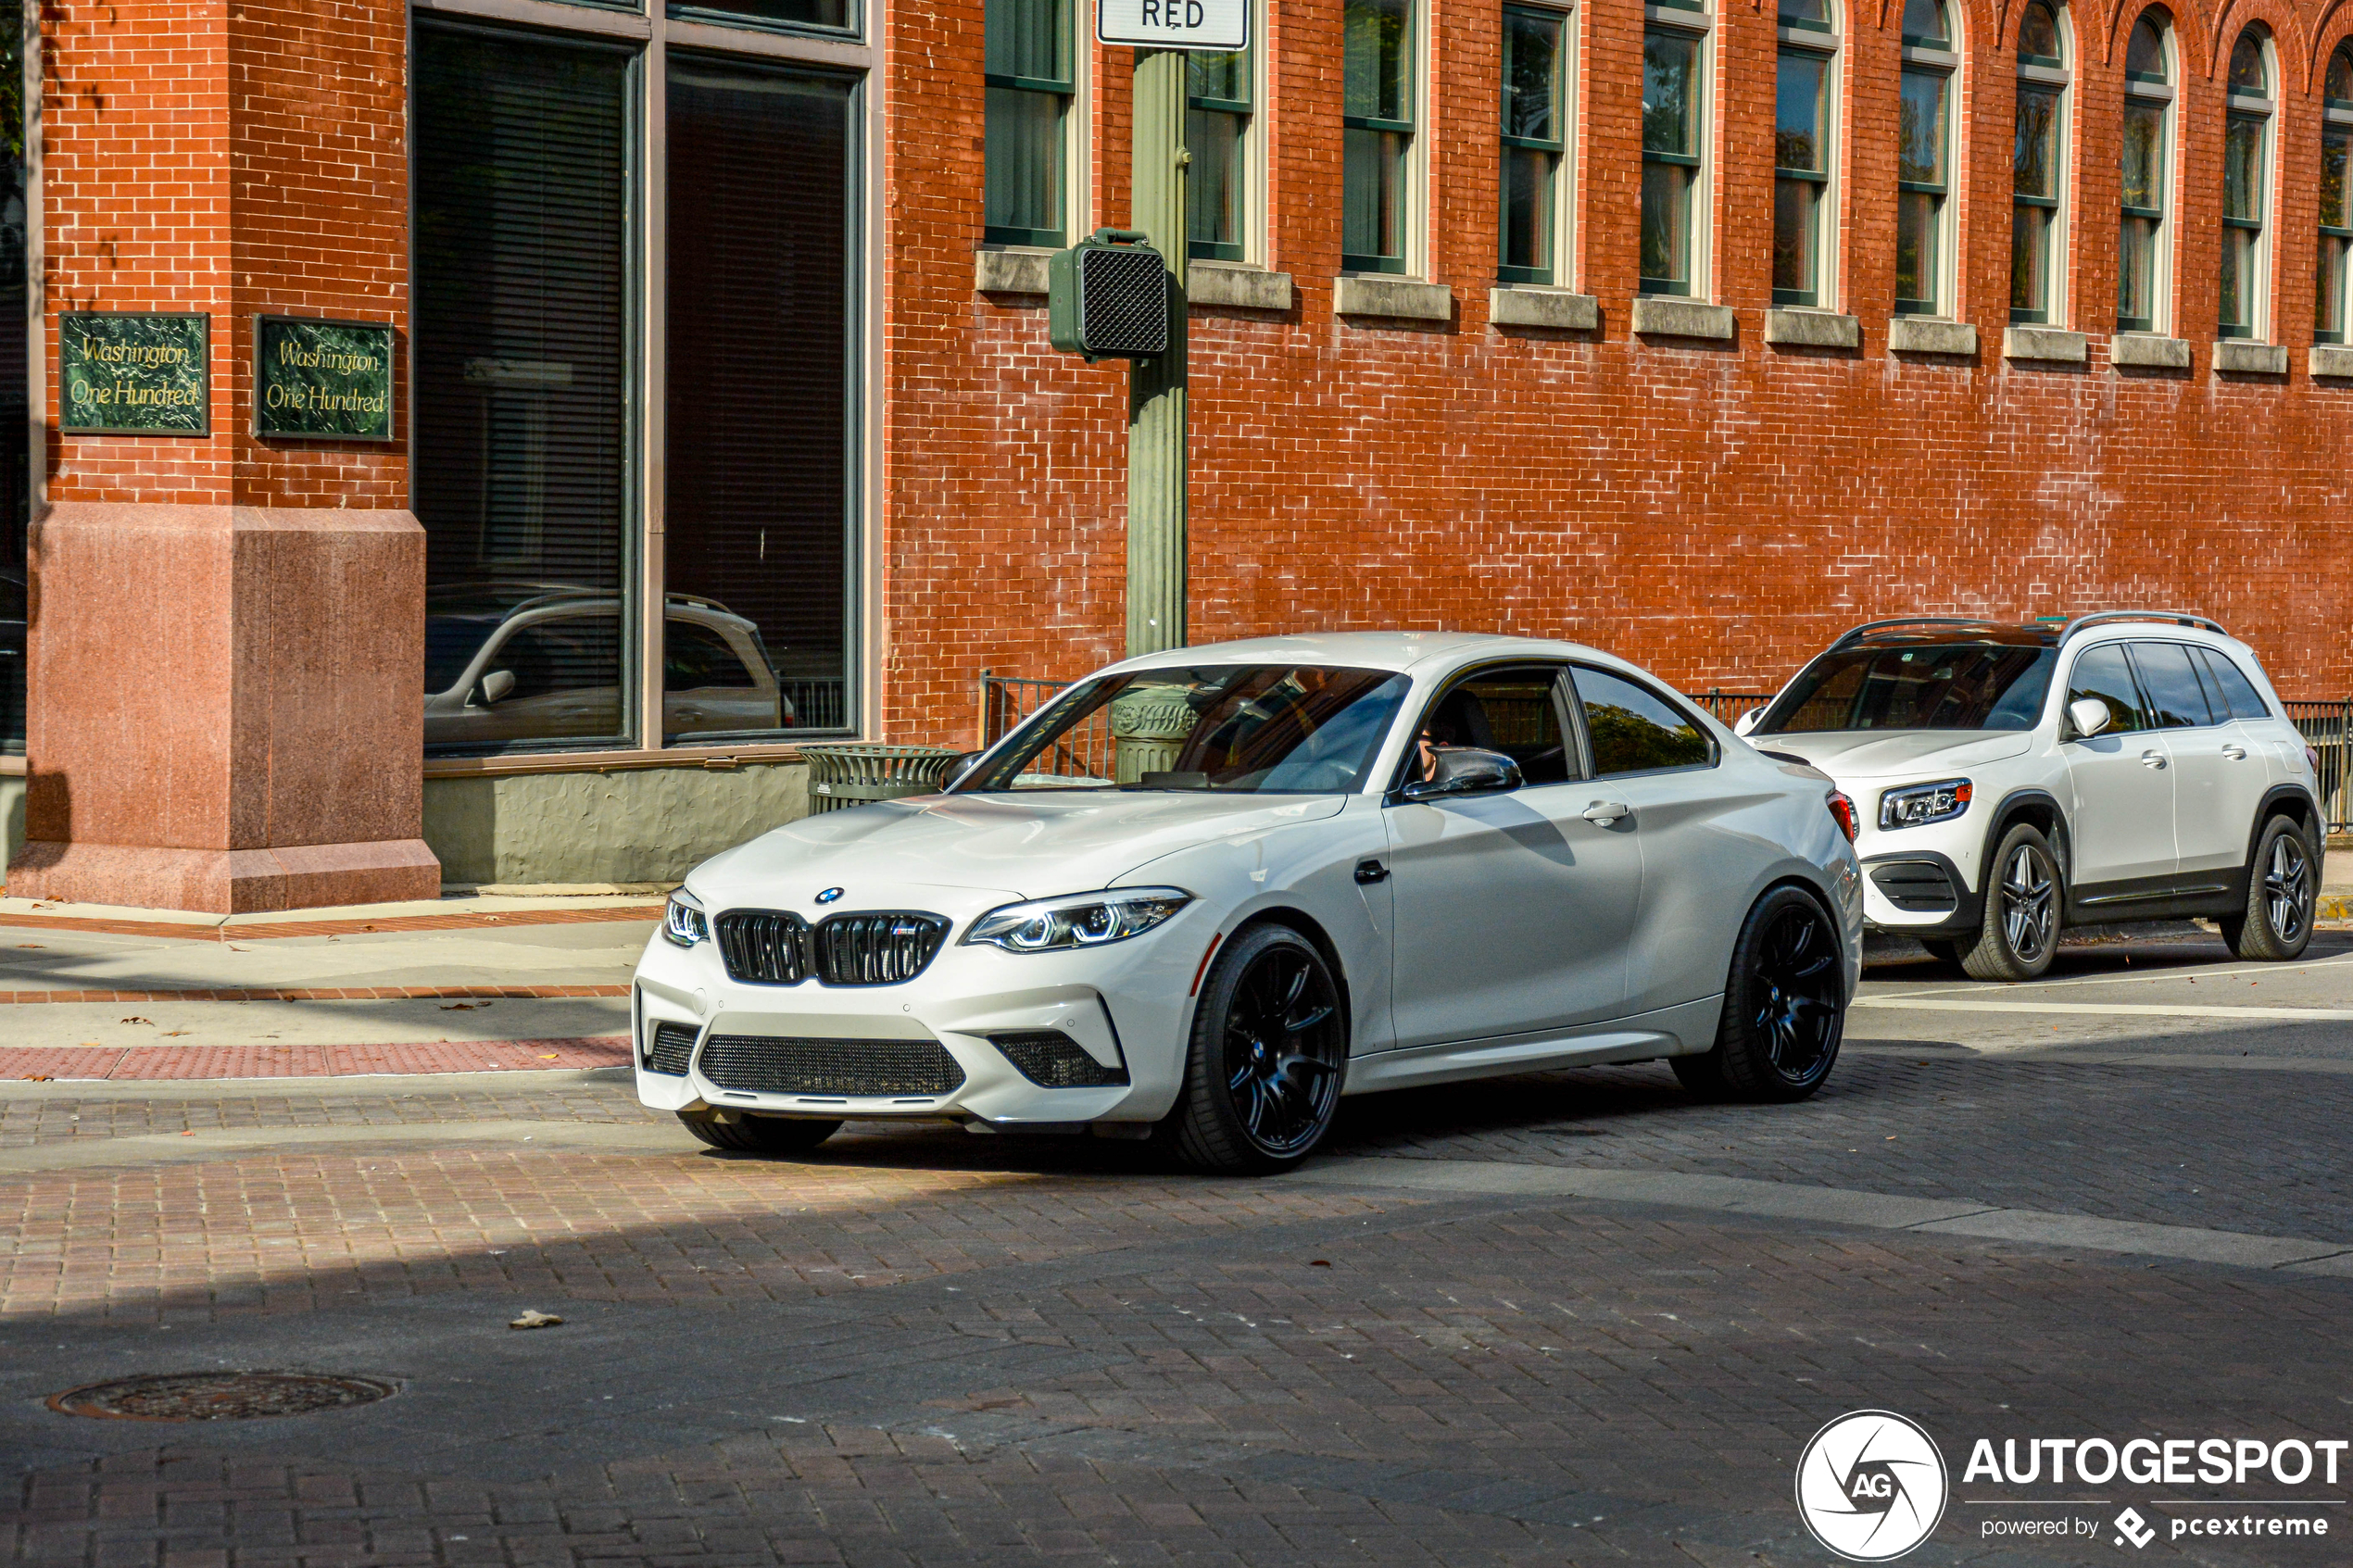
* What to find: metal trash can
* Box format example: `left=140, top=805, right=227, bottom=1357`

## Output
left=800, top=744, right=963, bottom=813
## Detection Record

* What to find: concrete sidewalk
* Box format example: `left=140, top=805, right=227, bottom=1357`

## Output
left=0, top=891, right=656, bottom=1079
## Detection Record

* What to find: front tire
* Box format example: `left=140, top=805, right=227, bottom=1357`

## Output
left=1676, top=885, right=1845, bottom=1103
left=2221, top=815, right=2316, bottom=960
left=1164, top=924, right=1347, bottom=1175
left=1961, top=823, right=2060, bottom=981
left=678, top=1111, right=841, bottom=1155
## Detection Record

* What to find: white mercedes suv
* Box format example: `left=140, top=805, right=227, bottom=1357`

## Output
left=1740, top=612, right=2323, bottom=980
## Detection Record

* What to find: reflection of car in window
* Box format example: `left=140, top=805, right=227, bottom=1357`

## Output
left=423, top=585, right=789, bottom=749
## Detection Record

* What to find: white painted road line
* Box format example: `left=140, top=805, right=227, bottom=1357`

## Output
left=1853, top=997, right=2353, bottom=1022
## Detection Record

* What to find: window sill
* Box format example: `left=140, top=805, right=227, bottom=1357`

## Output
left=1489, top=284, right=1599, bottom=332
left=2214, top=338, right=2287, bottom=376
left=424, top=744, right=822, bottom=780
left=2112, top=332, right=2190, bottom=370
left=1887, top=317, right=1978, bottom=356
left=974, top=245, right=1052, bottom=296
left=1190, top=260, right=1294, bottom=311
left=2002, top=325, right=2088, bottom=364
left=2310, top=344, right=2353, bottom=379
left=1764, top=307, right=1858, bottom=348
left=1334, top=274, right=1453, bottom=322
left=1630, top=296, right=1733, bottom=340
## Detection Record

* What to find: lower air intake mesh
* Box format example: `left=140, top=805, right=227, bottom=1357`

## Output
left=698, top=1035, right=965, bottom=1097
left=990, top=1030, right=1130, bottom=1088
left=645, top=1022, right=698, bottom=1076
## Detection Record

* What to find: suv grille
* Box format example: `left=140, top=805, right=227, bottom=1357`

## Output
left=698, top=1035, right=965, bottom=1097
left=645, top=1022, right=698, bottom=1075
left=813, top=913, right=950, bottom=985
left=990, top=1030, right=1129, bottom=1088
left=714, top=909, right=812, bottom=985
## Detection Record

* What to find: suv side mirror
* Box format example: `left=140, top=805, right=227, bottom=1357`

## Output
left=942, top=749, right=987, bottom=790
left=2066, top=696, right=2111, bottom=740
left=1733, top=709, right=1760, bottom=737
left=478, top=669, right=517, bottom=706
left=1401, top=746, right=1524, bottom=801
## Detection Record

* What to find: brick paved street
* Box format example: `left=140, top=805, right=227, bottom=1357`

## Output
left=5, top=931, right=2353, bottom=1566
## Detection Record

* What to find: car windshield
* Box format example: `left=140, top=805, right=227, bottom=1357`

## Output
left=1756, top=643, right=2058, bottom=734
left=963, top=665, right=1412, bottom=793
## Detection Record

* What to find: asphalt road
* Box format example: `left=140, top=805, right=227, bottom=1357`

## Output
left=4, top=929, right=2352, bottom=1566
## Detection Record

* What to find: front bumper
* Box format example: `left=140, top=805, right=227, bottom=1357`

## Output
left=629, top=903, right=1212, bottom=1126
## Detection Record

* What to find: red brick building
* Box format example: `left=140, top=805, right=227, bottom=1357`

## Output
left=1, top=0, right=2347, bottom=902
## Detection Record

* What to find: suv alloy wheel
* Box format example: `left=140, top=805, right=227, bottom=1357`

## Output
left=1961, top=822, right=2061, bottom=981
left=2221, top=815, right=2316, bottom=961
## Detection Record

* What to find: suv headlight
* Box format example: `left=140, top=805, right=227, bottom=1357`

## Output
left=964, top=887, right=1194, bottom=953
left=663, top=890, right=709, bottom=947
left=1878, top=778, right=1972, bottom=831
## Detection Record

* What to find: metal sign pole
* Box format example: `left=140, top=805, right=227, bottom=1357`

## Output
left=1125, top=46, right=1187, bottom=659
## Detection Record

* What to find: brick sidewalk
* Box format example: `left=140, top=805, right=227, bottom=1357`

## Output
left=6, top=1035, right=630, bottom=1080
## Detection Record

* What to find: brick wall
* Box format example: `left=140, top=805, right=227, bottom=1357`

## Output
left=884, top=0, right=2353, bottom=746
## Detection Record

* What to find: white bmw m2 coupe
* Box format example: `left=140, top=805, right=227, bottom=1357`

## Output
left=633, top=633, right=1866, bottom=1173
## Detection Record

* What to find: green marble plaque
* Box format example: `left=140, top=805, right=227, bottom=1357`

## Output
left=255, top=317, right=395, bottom=441
left=59, top=313, right=209, bottom=435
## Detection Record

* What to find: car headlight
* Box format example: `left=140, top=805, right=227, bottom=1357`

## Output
left=663, top=890, right=709, bottom=947
left=963, top=887, right=1194, bottom=953
left=1878, top=778, right=1972, bottom=831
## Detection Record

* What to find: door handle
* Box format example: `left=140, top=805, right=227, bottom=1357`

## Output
left=2222, top=744, right=2248, bottom=760
left=1353, top=859, right=1389, bottom=884
left=1582, top=801, right=1634, bottom=823
left=2140, top=750, right=2167, bottom=769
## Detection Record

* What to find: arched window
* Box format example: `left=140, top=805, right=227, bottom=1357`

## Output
left=1774, top=0, right=1839, bottom=305
left=2317, top=45, right=2353, bottom=342
left=2220, top=25, right=2275, bottom=339
left=1897, top=0, right=1957, bottom=314
left=2118, top=9, right=2173, bottom=333
left=2011, top=0, right=2069, bottom=323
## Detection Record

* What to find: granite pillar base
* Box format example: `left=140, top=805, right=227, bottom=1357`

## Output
left=7, top=839, right=440, bottom=913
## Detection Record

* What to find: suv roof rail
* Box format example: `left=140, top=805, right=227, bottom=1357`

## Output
left=1830, top=616, right=2013, bottom=648
left=2058, top=609, right=2228, bottom=644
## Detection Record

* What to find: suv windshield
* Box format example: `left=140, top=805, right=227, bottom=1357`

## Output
left=962, top=665, right=1411, bottom=794
left=1756, top=643, right=2058, bottom=734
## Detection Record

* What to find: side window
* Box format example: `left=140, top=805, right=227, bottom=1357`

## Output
left=2128, top=642, right=2213, bottom=728
left=2064, top=644, right=2145, bottom=734
left=665, top=621, right=759, bottom=689
left=2195, top=646, right=2274, bottom=721
left=1572, top=666, right=1713, bottom=775
left=1415, top=666, right=1576, bottom=785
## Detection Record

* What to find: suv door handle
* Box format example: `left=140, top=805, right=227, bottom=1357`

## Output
left=1353, top=859, right=1389, bottom=884
left=2222, top=744, right=2248, bottom=759
left=2140, top=750, right=2168, bottom=769
left=1582, top=801, right=1634, bottom=823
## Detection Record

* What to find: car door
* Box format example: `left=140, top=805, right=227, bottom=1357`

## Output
left=2196, top=644, right=2301, bottom=807
left=2129, top=640, right=2244, bottom=881
left=1381, top=664, right=1644, bottom=1049
left=2058, top=641, right=2177, bottom=890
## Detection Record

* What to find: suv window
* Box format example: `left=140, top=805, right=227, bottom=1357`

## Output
left=2065, top=644, right=2146, bottom=734
left=2129, top=642, right=2214, bottom=729
left=2193, top=646, right=2273, bottom=721
left=486, top=614, right=621, bottom=702
left=1572, top=666, right=1712, bottom=775
left=665, top=621, right=759, bottom=689
left=1418, top=667, right=1576, bottom=785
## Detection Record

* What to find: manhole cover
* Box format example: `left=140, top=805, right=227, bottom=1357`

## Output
left=48, top=1372, right=396, bottom=1422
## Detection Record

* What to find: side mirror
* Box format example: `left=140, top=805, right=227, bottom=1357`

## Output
left=2066, top=696, right=2111, bottom=739
left=1401, top=746, right=1524, bottom=801
left=942, top=749, right=987, bottom=789
left=1733, top=709, right=1760, bottom=737
left=478, top=669, right=517, bottom=706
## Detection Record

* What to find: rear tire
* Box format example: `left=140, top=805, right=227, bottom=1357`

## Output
left=2222, top=815, right=2316, bottom=961
left=1163, top=924, right=1347, bottom=1175
left=678, top=1111, right=841, bottom=1155
left=1676, top=886, right=1845, bottom=1103
left=1961, top=824, right=2060, bottom=981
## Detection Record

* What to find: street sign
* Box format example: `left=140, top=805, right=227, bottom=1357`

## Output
left=1096, top=0, right=1247, bottom=52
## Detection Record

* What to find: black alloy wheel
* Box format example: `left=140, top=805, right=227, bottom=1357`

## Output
left=1164, top=924, right=1348, bottom=1174
left=677, top=1111, right=842, bottom=1155
left=1673, top=885, right=1845, bottom=1102
left=1959, top=822, right=2060, bottom=981
left=2222, top=815, right=2316, bottom=961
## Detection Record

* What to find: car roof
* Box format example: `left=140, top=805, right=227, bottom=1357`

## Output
left=1099, top=631, right=1642, bottom=680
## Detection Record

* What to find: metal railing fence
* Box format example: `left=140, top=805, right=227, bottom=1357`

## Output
left=2284, top=701, right=2353, bottom=833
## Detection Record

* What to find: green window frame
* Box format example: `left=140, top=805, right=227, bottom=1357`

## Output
left=1773, top=31, right=1832, bottom=307
left=2319, top=50, right=2353, bottom=342
left=1640, top=22, right=1703, bottom=296
left=1498, top=4, right=1567, bottom=285
left=1342, top=0, right=1414, bottom=273
left=985, top=0, right=1073, bottom=248
left=2219, top=28, right=2272, bottom=340
left=1187, top=44, right=1252, bottom=261
left=2008, top=0, right=2064, bottom=323
left=2117, top=11, right=2171, bottom=332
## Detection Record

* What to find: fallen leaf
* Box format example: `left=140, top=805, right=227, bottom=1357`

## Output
left=161, top=1031, right=190, bottom=1037
left=539, top=1054, right=559, bottom=1060
left=180, top=1131, right=194, bottom=1137
left=14, top=944, right=41, bottom=949
left=440, top=1002, right=480, bottom=1011
left=510, top=1310, right=564, bottom=1330
left=80, top=1041, right=102, bottom=1047
left=1310, top=1260, right=1332, bottom=1268
left=19, top=1074, right=50, bottom=1082
left=120, top=1017, right=152, bottom=1025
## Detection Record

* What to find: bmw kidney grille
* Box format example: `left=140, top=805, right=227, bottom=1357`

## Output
left=712, top=908, right=949, bottom=986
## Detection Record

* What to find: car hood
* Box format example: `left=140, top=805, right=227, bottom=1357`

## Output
left=1750, top=730, right=2034, bottom=780
left=686, top=790, right=1351, bottom=911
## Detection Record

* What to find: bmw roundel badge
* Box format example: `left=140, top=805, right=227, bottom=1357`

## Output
left=815, top=887, right=844, bottom=904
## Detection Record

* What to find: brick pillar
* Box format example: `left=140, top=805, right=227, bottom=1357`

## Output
left=6, top=0, right=438, bottom=911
